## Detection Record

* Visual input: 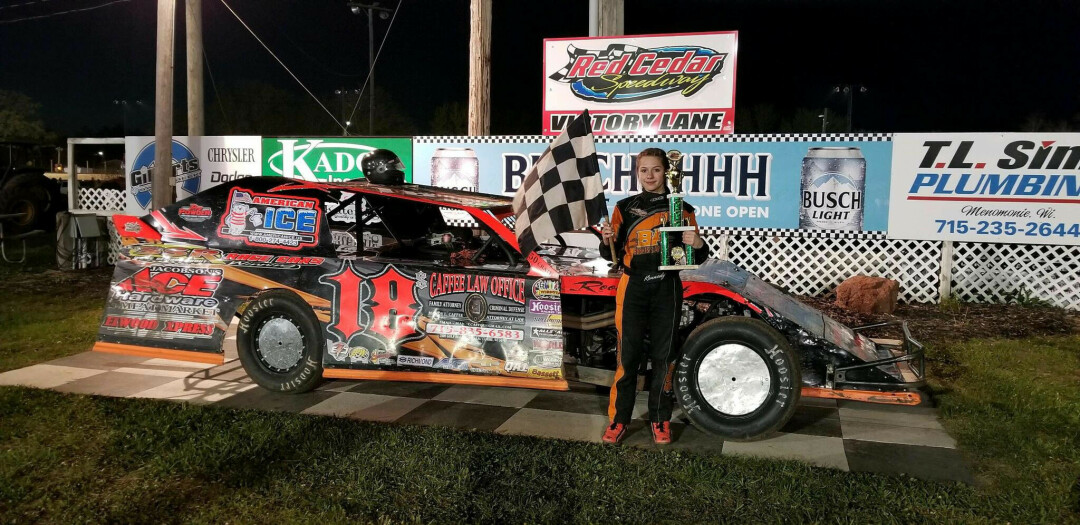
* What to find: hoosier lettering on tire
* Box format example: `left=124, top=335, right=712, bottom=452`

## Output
left=674, top=317, right=801, bottom=441
left=237, top=290, right=324, bottom=393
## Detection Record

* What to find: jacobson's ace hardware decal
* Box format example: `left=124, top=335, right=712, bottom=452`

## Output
left=218, top=188, right=323, bottom=250
left=320, top=261, right=564, bottom=380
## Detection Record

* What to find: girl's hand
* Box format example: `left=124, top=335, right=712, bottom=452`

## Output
left=682, top=229, right=703, bottom=249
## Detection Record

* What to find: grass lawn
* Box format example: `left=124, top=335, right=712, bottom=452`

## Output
left=1, top=248, right=1077, bottom=522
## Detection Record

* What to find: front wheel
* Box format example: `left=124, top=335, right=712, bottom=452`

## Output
left=674, top=317, right=801, bottom=441
left=237, top=291, right=324, bottom=393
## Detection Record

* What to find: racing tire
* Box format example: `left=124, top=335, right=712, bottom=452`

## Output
left=0, top=172, right=62, bottom=233
left=237, top=290, right=324, bottom=394
left=674, top=317, right=801, bottom=441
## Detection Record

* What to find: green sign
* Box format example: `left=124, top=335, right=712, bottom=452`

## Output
left=262, top=137, right=413, bottom=182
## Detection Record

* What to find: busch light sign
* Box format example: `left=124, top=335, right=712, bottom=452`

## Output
left=124, top=136, right=261, bottom=214
left=262, top=137, right=413, bottom=182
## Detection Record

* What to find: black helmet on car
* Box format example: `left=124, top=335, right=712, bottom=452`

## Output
left=361, top=149, right=406, bottom=185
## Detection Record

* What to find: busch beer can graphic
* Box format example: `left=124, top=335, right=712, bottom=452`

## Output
left=799, top=147, right=865, bottom=230
left=431, top=148, right=479, bottom=192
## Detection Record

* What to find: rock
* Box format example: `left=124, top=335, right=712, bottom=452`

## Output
left=835, top=275, right=899, bottom=314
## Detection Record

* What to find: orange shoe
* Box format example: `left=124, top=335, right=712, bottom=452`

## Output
left=651, top=421, right=672, bottom=445
left=602, top=423, right=627, bottom=444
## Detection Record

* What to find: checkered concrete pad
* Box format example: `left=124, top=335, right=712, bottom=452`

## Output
left=0, top=344, right=972, bottom=484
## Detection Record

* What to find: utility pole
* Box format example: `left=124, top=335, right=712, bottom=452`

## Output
left=597, top=0, right=624, bottom=36
left=154, top=0, right=176, bottom=210
left=367, top=9, right=375, bottom=136
left=186, top=0, right=204, bottom=136
left=468, top=0, right=491, bottom=135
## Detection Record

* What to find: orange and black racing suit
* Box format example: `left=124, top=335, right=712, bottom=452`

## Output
left=600, top=190, right=708, bottom=425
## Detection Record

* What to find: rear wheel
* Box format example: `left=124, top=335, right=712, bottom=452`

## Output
left=237, top=291, right=324, bottom=393
left=674, top=317, right=800, bottom=441
left=0, top=172, right=62, bottom=233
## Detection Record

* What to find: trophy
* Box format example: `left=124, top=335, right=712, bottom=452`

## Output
left=657, top=150, right=700, bottom=271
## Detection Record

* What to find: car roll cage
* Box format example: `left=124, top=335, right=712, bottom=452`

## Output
left=827, top=320, right=926, bottom=391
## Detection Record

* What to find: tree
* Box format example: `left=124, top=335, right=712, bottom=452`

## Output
left=428, top=102, right=467, bottom=135
left=0, top=90, right=51, bottom=142
left=1020, top=112, right=1074, bottom=132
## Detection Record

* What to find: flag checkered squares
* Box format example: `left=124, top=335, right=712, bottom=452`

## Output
left=513, top=111, right=605, bottom=255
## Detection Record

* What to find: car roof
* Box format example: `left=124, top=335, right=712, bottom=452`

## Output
left=318, top=179, right=514, bottom=211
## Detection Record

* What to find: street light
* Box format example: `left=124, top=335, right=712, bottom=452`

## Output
left=334, top=89, right=361, bottom=136
left=113, top=99, right=144, bottom=136
left=347, top=1, right=393, bottom=136
left=832, top=85, right=868, bottom=132
left=98, top=151, right=105, bottom=171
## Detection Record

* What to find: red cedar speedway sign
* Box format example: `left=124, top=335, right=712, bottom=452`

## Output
left=543, top=31, right=738, bottom=136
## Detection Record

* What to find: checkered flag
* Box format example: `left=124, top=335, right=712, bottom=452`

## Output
left=512, top=110, right=605, bottom=255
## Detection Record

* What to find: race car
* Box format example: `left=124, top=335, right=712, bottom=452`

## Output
left=96, top=175, right=926, bottom=441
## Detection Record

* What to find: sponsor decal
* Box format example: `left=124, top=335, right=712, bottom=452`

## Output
left=397, top=355, right=435, bottom=367
left=530, top=327, right=562, bottom=340
left=527, top=299, right=561, bottom=315
left=328, top=341, right=349, bottom=361
left=263, top=138, right=412, bottom=182
left=218, top=188, right=322, bottom=250
left=124, top=222, right=142, bottom=232
left=429, top=272, right=526, bottom=304
left=530, top=352, right=563, bottom=368
left=129, top=139, right=202, bottom=209
left=531, top=278, right=560, bottom=300
left=370, top=349, right=397, bottom=365
left=115, top=266, right=222, bottom=298
left=532, top=338, right=564, bottom=350
left=433, top=358, right=470, bottom=371
left=102, top=315, right=214, bottom=337
left=177, top=203, right=213, bottom=223
left=527, top=367, right=563, bottom=380
left=564, top=279, right=618, bottom=294
left=550, top=44, right=727, bottom=103
left=504, top=361, right=529, bottom=373
left=322, top=263, right=423, bottom=350
left=463, top=293, right=488, bottom=323
left=426, top=323, right=524, bottom=341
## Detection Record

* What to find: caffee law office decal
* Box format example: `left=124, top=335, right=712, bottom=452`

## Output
left=262, top=137, right=413, bottom=182
left=543, top=31, right=738, bottom=136
left=123, top=136, right=261, bottom=214
left=889, top=133, right=1080, bottom=245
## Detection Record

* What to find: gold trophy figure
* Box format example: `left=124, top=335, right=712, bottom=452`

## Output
left=657, top=150, right=699, bottom=271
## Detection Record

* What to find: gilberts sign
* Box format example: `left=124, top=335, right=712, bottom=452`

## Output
left=262, top=137, right=413, bottom=182
left=123, top=136, right=261, bottom=214
left=543, top=31, right=737, bottom=136
left=889, top=133, right=1080, bottom=245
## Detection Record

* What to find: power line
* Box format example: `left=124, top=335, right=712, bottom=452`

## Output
left=0, top=0, right=129, bottom=24
left=218, top=0, right=346, bottom=134
left=0, top=0, right=56, bottom=11
left=203, top=48, right=231, bottom=132
left=346, top=0, right=402, bottom=125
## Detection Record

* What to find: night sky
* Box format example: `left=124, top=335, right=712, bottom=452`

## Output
left=1, top=0, right=1078, bottom=138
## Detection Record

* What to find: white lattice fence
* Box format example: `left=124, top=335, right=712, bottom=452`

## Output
left=704, top=230, right=942, bottom=304
left=951, top=242, right=1080, bottom=309
left=78, top=188, right=125, bottom=211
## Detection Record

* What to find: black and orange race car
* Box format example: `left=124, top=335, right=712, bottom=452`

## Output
left=96, top=175, right=926, bottom=440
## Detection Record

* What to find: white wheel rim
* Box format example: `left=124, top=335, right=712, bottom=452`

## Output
left=697, top=343, right=771, bottom=416
left=257, top=317, right=304, bottom=371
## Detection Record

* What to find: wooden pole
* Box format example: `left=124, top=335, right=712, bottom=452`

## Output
left=186, top=0, right=204, bottom=136
left=597, top=0, right=624, bottom=36
left=154, top=0, right=176, bottom=210
left=468, top=0, right=491, bottom=136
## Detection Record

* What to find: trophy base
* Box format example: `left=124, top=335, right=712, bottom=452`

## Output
left=658, top=264, right=700, bottom=271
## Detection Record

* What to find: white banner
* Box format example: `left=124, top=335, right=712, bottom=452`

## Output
left=124, top=136, right=261, bottom=214
left=889, top=133, right=1080, bottom=245
left=543, top=31, right=737, bottom=136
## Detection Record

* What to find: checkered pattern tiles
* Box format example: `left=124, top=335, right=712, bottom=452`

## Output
left=0, top=334, right=971, bottom=484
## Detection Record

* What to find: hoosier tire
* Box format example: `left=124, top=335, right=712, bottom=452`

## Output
left=674, top=317, right=801, bottom=441
left=237, top=290, right=324, bottom=393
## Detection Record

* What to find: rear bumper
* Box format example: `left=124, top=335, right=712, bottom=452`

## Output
left=817, top=320, right=928, bottom=404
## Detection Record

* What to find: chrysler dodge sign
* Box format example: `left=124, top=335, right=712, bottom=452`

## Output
left=543, top=31, right=737, bottom=136
left=124, top=136, right=261, bottom=214
left=889, top=133, right=1080, bottom=245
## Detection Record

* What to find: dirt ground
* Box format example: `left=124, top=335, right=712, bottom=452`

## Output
left=799, top=295, right=1080, bottom=346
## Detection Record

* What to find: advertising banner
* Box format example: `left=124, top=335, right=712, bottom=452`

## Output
left=414, top=137, right=892, bottom=230
left=261, top=137, right=413, bottom=182
left=889, top=133, right=1080, bottom=245
left=543, top=31, right=738, bottom=136
left=124, top=136, right=261, bottom=215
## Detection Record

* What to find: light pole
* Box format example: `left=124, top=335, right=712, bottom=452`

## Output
left=347, top=2, right=392, bottom=136
left=334, top=89, right=361, bottom=136
left=98, top=151, right=105, bottom=171
left=818, top=108, right=829, bottom=133
left=113, top=99, right=144, bottom=136
left=832, top=85, right=868, bottom=132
